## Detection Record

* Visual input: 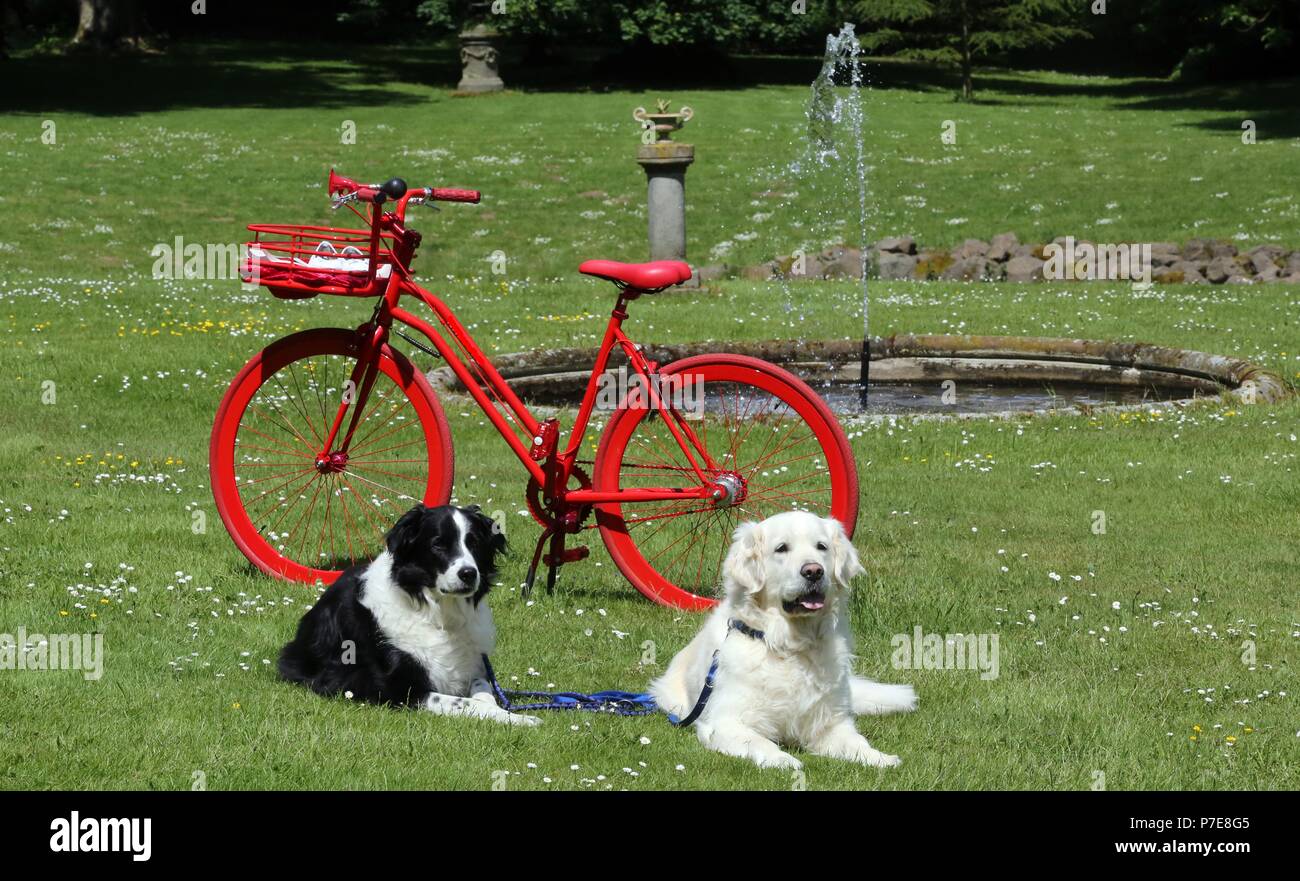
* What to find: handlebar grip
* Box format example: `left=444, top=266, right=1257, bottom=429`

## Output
left=354, top=178, right=407, bottom=204
left=429, top=187, right=481, bottom=204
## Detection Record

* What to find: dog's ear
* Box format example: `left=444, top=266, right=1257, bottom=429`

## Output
left=828, top=517, right=865, bottom=588
left=722, top=520, right=766, bottom=598
left=386, top=504, right=429, bottom=559
left=466, top=505, right=507, bottom=556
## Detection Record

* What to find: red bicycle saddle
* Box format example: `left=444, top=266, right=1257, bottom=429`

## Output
left=579, top=259, right=693, bottom=291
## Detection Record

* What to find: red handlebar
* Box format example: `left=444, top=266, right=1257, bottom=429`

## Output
left=327, top=169, right=480, bottom=207
left=427, top=187, right=481, bottom=204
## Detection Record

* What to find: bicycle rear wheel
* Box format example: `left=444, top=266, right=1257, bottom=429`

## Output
left=593, top=354, right=858, bottom=610
left=210, top=327, right=454, bottom=583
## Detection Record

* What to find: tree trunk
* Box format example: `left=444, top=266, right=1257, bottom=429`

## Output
left=71, top=0, right=148, bottom=52
left=959, top=0, right=973, bottom=100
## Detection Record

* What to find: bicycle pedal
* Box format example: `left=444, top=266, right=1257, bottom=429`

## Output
left=542, top=546, right=589, bottom=567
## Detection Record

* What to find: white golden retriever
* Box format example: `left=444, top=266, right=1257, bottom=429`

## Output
left=651, top=511, right=916, bottom=769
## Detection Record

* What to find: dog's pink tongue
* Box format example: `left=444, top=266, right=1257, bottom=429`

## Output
left=800, top=598, right=825, bottom=610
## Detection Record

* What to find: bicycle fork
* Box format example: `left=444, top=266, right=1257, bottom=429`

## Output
left=315, top=321, right=388, bottom=475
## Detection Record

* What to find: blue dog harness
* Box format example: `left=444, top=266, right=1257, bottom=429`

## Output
left=483, top=618, right=765, bottom=725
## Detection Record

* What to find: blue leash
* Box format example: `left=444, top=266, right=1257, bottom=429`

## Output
left=483, top=618, right=765, bottom=725
left=482, top=654, right=658, bottom=716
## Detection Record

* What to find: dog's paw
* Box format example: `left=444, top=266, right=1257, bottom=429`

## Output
left=860, top=749, right=901, bottom=768
left=506, top=712, right=543, bottom=727
left=757, top=750, right=803, bottom=771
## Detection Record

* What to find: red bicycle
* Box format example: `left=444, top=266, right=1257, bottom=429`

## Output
left=209, top=171, right=858, bottom=610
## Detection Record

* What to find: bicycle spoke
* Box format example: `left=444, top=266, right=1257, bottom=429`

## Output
left=345, top=389, right=407, bottom=454
left=235, top=426, right=312, bottom=459
left=347, top=410, right=424, bottom=458
left=221, top=343, right=442, bottom=580
left=601, top=366, right=847, bottom=605
left=245, top=400, right=318, bottom=454
left=342, top=468, right=420, bottom=506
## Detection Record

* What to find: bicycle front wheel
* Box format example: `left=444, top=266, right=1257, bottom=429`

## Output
left=210, top=327, right=454, bottom=584
left=593, top=354, right=858, bottom=610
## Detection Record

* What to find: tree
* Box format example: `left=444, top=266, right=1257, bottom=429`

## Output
left=348, top=0, right=832, bottom=52
left=1171, top=0, right=1298, bottom=80
left=70, top=0, right=150, bottom=52
left=855, top=0, right=1088, bottom=99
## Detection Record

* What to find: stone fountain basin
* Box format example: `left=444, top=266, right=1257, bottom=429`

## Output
left=426, top=335, right=1287, bottom=415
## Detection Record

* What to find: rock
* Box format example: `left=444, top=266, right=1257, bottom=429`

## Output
left=769, top=252, right=821, bottom=279
left=1182, top=238, right=1213, bottom=261
left=737, top=237, right=1300, bottom=286
left=818, top=246, right=864, bottom=279
left=1172, top=260, right=1208, bottom=283
left=875, top=236, right=916, bottom=255
left=1249, top=250, right=1280, bottom=274
left=740, top=263, right=776, bottom=281
left=697, top=263, right=729, bottom=282
left=952, top=238, right=989, bottom=260
left=1006, top=255, right=1044, bottom=282
left=877, top=252, right=918, bottom=280
left=1151, top=250, right=1181, bottom=268
left=941, top=256, right=993, bottom=281
left=912, top=250, right=955, bottom=279
left=987, top=232, right=1019, bottom=262
left=1248, top=243, right=1286, bottom=262
left=1204, top=256, right=1235, bottom=284
left=1149, top=242, right=1179, bottom=265
left=1209, top=240, right=1238, bottom=259
left=1156, top=261, right=1210, bottom=284
left=1254, top=263, right=1280, bottom=282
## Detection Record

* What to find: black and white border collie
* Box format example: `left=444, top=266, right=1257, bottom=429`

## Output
left=279, top=504, right=541, bottom=726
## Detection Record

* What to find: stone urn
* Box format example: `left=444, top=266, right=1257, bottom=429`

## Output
left=633, top=102, right=694, bottom=142
left=457, top=3, right=504, bottom=94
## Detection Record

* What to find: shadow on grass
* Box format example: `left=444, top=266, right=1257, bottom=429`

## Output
left=1120, top=78, right=1300, bottom=140
left=3, top=41, right=447, bottom=115
left=7, top=37, right=1297, bottom=140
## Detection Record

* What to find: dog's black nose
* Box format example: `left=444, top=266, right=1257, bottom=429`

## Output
left=800, top=563, right=824, bottom=582
left=457, top=566, right=478, bottom=586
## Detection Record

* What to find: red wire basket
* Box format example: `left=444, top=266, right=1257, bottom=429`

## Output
left=242, top=223, right=400, bottom=299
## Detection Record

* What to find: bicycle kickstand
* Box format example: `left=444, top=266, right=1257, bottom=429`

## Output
left=544, top=529, right=565, bottom=595
left=522, top=525, right=553, bottom=599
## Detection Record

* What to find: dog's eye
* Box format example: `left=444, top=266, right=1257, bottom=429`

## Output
left=774, top=543, right=788, bottom=553
left=816, top=542, right=828, bottom=551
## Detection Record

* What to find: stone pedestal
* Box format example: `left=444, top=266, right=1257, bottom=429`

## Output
left=637, top=141, right=696, bottom=284
left=457, top=23, right=504, bottom=93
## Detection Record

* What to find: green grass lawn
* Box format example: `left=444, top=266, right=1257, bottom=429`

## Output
left=2, top=42, right=1298, bottom=281
left=0, top=43, right=1297, bottom=791
left=1, top=272, right=1296, bottom=790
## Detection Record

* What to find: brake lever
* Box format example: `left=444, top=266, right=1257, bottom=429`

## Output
left=330, top=192, right=359, bottom=210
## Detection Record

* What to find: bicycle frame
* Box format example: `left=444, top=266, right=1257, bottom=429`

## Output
left=310, top=197, right=724, bottom=517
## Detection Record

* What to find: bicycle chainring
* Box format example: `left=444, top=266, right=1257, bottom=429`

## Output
left=525, top=464, right=594, bottom=530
